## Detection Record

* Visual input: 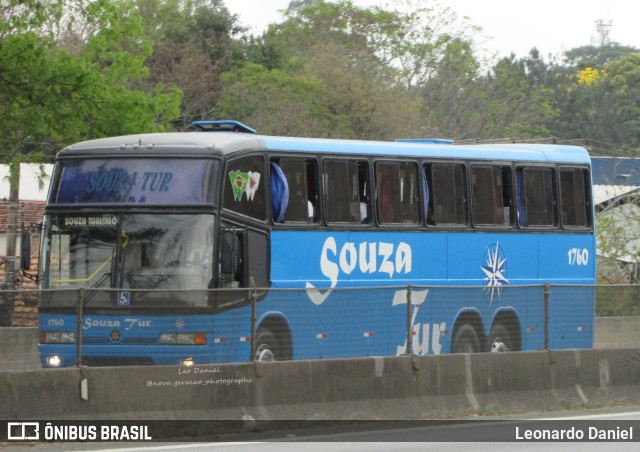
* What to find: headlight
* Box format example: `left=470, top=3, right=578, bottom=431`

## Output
left=181, top=358, right=195, bottom=366
left=40, top=332, right=75, bottom=344
left=46, top=355, right=63, bottom=367
left=160, top=333, right=206, bottom=345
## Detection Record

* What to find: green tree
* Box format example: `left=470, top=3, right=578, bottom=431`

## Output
left=134, top=0, right=247, bottom=128
left=419, top=38, right=482, bottom=138
left=246, top=0, right=447, bottom=139
left=481, top=50, right=557, bottom=138
left=0, top=0, right=182, bottom=273
left=212, top=62, right=351, bottom=137
left=564, top=43, right=640, bottom=69
left=422, top=47, right=557, bottom=140
left=554, top=54, right=640, bottom=152
left=0, top=0, right=182, bottom=167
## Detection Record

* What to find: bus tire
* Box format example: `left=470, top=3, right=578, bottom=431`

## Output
left=452, top=324, right=480, bottom=353
left=254, top=329, right=278, bottom=362
left=485, top=323, right=512, bottom=353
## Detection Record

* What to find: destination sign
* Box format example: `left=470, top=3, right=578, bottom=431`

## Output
left=63, top=215, right=118, bottom=227
left=54, top=159, right=218, bottom=205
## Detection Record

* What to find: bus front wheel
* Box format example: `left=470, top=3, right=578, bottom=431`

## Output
left=254, top=329, right=278, bottom=362
left=452, top=324, right=481, bottom=353
left=485, top=323, right=512, bottom=353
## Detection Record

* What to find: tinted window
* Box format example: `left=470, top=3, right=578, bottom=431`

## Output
left=324, top=160, right=369, bottom=224
left=271, top=158, right=318, bottom=224
left=426, top=163, right=467, bottom=226
left=376, top=162, right=420, bottom=225
left=560, top=168, right=590, bottom=227
left=471, top=165, right=512, bottom=227
left=224, top=155, right=266, bottom=220
left=517, top=167, right=556, bottom=227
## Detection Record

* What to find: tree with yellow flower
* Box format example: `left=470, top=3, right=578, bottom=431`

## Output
left=577, top=67, right=603, bottom=85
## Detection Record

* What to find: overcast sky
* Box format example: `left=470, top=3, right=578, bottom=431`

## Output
left=226, top=0, right=639, bottom=60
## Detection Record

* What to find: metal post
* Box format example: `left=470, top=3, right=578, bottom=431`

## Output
left=249, top=277, right=257, bottom=361
left=76, top=287, right=84, bottom=367
left=5, top=164, right=19, bottom=285
left=544, top=283, right=551, bottom=350
left=405, top=285, right=413, bottom=355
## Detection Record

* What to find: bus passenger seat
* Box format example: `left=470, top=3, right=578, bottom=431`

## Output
left=307, top=201, right=315, bottom=222
left=360, top=202, right=368, bottom=223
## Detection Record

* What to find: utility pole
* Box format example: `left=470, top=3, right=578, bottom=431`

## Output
left=5, top=163, right=19, bottom=289
left=1, top=163, right=19, bottom=326
left=594, top=19, right=612, bottom=47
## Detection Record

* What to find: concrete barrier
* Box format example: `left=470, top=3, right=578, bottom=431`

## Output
left=2, top=316, right=639, bottom=373
left=0, top=327, right=40, bottom=371
left=2, top=321, right=640, bottom=430
left=594, top=316, right=640, bottom=348
left=2, top=349, right=640, bottom=425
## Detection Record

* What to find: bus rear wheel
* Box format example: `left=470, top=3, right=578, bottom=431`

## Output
left=485, top=324, right=512, bottom=353
left=254, top=329, right=278, bottom=362
left=452, top=324, right=480, bottom=353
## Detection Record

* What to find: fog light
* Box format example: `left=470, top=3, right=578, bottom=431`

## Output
left=181, top=358, right=195, bottom=367
left=47, top=355, right=62, bottom=367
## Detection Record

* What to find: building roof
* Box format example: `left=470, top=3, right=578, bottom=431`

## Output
left=0, top=200, right=44, bottom=234
left=593, top=184, right=640, bottom=205
left=591, top=157, right=640, bottom=206
left=591, top=157, right=640, bottom=186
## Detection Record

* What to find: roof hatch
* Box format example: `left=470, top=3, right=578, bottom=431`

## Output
left=192, top=120, right=256, bottom=134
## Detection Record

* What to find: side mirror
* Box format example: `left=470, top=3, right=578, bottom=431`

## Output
left=20, top=231, right=31, bottom=271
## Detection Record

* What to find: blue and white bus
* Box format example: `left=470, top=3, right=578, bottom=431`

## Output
left=38, top=121, right=595, bottom=367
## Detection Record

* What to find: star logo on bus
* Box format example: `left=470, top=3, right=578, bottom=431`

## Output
left=110, top=330, right=121, bottom=343
left=481, top=243, right=509, bottom=305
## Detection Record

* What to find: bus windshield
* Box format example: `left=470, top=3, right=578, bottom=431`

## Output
left=45, top=214, right=214, bottom=294
left=53, top=158, right=218, bottom=205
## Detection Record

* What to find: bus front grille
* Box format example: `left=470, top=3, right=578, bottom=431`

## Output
left=80, top=356, right=154, bottom=366
left=82, top=337, right=157, bottom=345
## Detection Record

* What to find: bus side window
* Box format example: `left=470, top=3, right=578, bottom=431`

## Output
left=376, top=162, right=419, bottom=225
left=306, top=160, right=319, bottom=222
left=223, top=155, right=266, bottom=221
left=559, top=168, right=590, bottom=228
left=426, top=163, right=467, bottom=226
left=272, top=158, right=318, bottom=223
left=517, top=167, right=556, bottom=227
left=471, top=165, right=513, bottom=227
left=324, top=160, right=369, bottom=224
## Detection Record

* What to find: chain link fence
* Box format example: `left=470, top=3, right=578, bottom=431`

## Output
left=8, top=283, right=637, bottom=368
left=1, top=284, right=639, bottom=368
left=595, top=284, right=640, bottom=316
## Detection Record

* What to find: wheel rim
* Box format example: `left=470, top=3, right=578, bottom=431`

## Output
left=489, top=337, right=510, bottom=352
left=255, top=344, right=275, bottom=362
